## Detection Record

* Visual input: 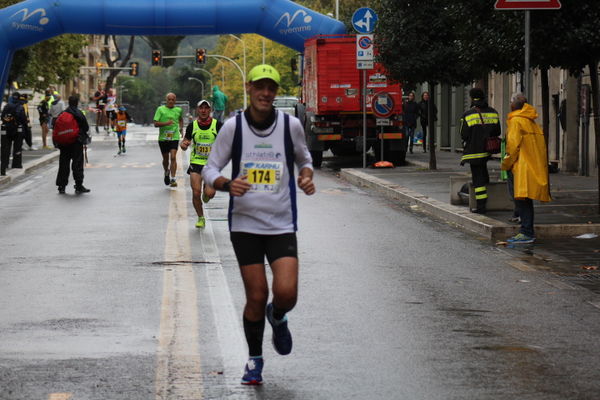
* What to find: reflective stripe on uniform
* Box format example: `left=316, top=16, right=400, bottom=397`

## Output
left=475, top=186, right=488, bottom=200
left=465, top=112, right=499, bottom=127
left=461, top=152, right=489, bottom=161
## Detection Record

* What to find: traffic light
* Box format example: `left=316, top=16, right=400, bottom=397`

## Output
left=152, top=50, right=162, bottom=66
left=95, top=62, right=103, bottom=75
left=196, top=48, right=206, bottom=64
left=129, top=62, right=139, bottom=76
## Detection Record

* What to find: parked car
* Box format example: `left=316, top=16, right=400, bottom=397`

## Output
left=273, top=96, right=299, bottom=115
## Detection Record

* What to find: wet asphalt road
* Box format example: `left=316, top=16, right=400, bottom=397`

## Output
left=0, top=127, right=599, bottom=399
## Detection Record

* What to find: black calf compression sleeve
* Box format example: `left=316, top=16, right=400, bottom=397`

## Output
left=243, top=317, right=265, bottom=357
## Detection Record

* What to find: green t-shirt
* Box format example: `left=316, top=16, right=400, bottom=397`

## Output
left=153, top=105, right=182, bottom=141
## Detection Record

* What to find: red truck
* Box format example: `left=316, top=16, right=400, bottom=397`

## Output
left=296, top=34, right=407, bottom=168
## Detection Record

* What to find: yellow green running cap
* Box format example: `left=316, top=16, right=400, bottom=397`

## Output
left=247, top=64, right=280, bottom=85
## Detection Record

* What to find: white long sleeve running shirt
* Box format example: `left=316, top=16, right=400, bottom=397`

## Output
left=202, top=110, right=313, bottom=234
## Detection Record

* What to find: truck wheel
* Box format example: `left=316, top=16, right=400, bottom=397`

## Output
left=310, top=150, right=323, bottom=168
left=330, top=142, right=359, bottom=157
left=390, top=150, right=406, bottom=166
left=295, top=103, right=306, bottom=123
left=373, top=142, right=383, bottom=162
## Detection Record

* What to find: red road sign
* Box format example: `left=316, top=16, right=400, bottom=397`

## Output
left=495, top=0, right=561, bottom=10
left=371, top=92, right=395, bottom=118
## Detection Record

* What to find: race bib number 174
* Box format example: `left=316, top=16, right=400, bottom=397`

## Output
left=241, top=161, right=283, bottom=192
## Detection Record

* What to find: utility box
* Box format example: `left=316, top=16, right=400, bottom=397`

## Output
left=450, top=175, right=513, bottom=211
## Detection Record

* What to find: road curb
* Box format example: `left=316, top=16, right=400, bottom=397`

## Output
left=0, top=151, right=59, bottom=186
left=339, top=168, right=600, bottom=240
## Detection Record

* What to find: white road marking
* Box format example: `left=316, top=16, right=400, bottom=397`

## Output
left=4, top=178, right=36, bottom=194
left=154, top=153, right=250, bottom=398
left=155, top=152, right=203, bottom=400
left=202, top=216, right=252, bottom=394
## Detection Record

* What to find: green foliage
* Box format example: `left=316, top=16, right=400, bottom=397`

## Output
left=376, top=0, right=600, bottom=86
left=377, top=0, right=484, bottom=86
left=528, top=2, right=600, bottom=73
left=8, top=35, right=87, bottom=91
left=116, top=67, right=172, bottom=125
left=204, top=34, right=302, bottom=110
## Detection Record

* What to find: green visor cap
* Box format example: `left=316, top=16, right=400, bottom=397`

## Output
left=247, top=64, right=281, bottom=85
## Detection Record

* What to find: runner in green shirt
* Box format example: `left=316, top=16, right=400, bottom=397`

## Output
left=153, top=92, right=183, bottom=187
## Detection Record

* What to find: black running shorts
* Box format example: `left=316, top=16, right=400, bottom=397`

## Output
left=187, top=163, right=205, bottom=175
left=230, top=232, right=298, bottom=267
left=158, top=140, right=179, bottom=154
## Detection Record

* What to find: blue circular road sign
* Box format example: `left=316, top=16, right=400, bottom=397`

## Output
left=352, top=7, right=378, bottom=34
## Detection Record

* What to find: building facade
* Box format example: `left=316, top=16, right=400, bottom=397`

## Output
left=425, top=67, right=598, bottom=178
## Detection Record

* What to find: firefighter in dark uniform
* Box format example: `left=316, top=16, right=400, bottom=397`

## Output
left=1, top=92, right=29, bottom=175
left=459, top=88, right=501, bottom=214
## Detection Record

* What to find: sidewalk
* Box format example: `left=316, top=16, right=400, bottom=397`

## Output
left=0, top=127, right=59, bottom=186
left=340, top=149, right=600, bottom=240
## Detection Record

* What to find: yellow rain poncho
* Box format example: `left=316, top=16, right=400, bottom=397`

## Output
left=501, top=103, right=551, bottom=202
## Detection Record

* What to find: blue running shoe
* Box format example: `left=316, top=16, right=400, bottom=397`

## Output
left=507, top=233, right=535, bottom=244
left=241, top=357, right=263, bottom=385
left=266, top=303, right=292, bottom=355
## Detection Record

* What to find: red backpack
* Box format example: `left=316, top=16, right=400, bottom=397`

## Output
left=52, top=111, right=79, bottom=145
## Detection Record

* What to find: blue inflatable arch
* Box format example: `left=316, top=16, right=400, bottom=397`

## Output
left=0, top=0, right=345, bottom=95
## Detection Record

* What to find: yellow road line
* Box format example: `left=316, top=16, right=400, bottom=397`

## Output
left=155, top=152, right=203, bottom=399
left=48, top=394, right=72, bottom=400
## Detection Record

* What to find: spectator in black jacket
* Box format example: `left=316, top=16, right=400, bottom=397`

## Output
left=38, top=91, right=53, bottom=149
left=459, top=87, right=501, bottom=214
left=56, top=95, right=91, bottom=194
left=1, top=92, right=29, bottom=175
left=419, top=91, right=437, bottom=152
left=403, top=91, right=420, bottom=154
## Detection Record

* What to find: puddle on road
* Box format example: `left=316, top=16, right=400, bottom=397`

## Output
left=500, top=239, right=600, bottom=294
left=473, top=345, right=538, bottom=353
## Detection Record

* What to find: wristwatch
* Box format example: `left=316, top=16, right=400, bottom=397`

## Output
left=222, top=180, right=232, bottom=192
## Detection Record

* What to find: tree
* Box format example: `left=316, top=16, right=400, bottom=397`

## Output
left=116, top=66, right=171, bottom=125
left=377, top=1, right=474, bottom=169
left=527, top=3, right=600, bottom=208
left=102, top=35, right=137, bottom=90
left=206, top=34, right=302, bottom=111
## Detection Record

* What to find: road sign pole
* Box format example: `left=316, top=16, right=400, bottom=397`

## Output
left=380, top=126, right=384, bottom=161
left=524, top=10, right=530, bottom=98
left=362, top=69, right=367, bottom=168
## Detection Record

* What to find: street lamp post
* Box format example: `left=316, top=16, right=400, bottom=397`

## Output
left=120, top=88, right=128, bottom=105
left=117, top=85, right=128, bottom=105
left=208, top=54, right=246, bottom=109
left=187, top=77, right=204, bottom=99
left=229, top=34, right=246, bottom=77
left=193, top=68, right=214, bottom=93
left=215, top=59, right=225, bottom=88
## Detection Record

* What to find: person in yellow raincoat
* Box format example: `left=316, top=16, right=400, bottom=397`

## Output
left=501, top=93, right=551, bottom=244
